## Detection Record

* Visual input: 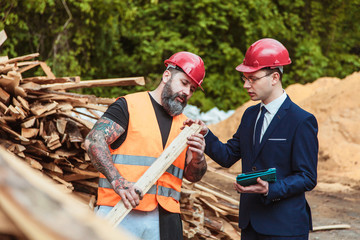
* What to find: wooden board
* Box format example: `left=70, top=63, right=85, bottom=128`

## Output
left=105, top=124, right=203, bottom=227
left=40, top=77, right=146, bottom=90
left=0, top=146, right=137, bottom=240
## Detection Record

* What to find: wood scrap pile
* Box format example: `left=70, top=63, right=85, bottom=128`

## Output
left=0, top=31, right=145, bottom=206
left=0, top=30, right=240, bottom=239
left=181, top=179, right=240, bottom=239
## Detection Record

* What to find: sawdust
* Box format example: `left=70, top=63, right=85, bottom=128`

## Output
left=208, top=72, right=360, bottom=192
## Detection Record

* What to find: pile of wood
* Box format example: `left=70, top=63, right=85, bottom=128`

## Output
left=0, top=30, right=240, bottom=239
left=181, top=176, right=240, bottom=240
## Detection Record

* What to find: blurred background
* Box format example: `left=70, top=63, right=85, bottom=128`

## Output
left=1, top=0, right=359, bottom=112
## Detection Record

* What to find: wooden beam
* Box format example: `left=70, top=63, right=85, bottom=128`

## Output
left=18, top=62, right=40, bottom=73
left=5, top=53, right=40, bottom=64
left=22, top=76, right=80, bottom=84
left=40, top=62, right=56, bottom=79
left=39, top=77, right=146, bottom=90
left=105, top=124, right=202, bottom=227
left=312, top=224, right=351, bottom=232
left=0, top=206, right=26, bottom=238
left=0, top=146, right=137, bottom=240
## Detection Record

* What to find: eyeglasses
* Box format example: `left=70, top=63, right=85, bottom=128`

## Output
left=242, top=72, right=273, bottom=84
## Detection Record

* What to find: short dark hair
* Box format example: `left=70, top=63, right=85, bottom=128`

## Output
left=262, top=67, right=283, bottom=81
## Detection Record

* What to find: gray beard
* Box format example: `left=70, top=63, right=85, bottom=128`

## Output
left=161, top=80, right=187, bottom=116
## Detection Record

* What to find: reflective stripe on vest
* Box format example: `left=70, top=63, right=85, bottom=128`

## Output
left=96, top=91, right=187, bottom=213
left=111, top=154, right=184, bottom=182
left=98, top=178, right=181, bottom=200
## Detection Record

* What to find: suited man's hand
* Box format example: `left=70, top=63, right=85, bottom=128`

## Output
left=234, top=177, right=269, bottom=195
left=182, top=119, right=209, bottom=136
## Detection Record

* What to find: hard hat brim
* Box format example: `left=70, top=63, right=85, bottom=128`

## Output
left=235, top=64, right=263, bottom=73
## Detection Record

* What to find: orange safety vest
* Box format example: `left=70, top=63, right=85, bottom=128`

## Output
left=97, top=91, right=188, bottom=213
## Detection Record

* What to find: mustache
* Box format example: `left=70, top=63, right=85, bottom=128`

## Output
left=174, top=93, right=187, bottom=103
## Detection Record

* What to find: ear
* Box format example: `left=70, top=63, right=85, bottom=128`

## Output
left=271, top=72, right=281, bottom=86
left=162, top=70, right=172, bottom=84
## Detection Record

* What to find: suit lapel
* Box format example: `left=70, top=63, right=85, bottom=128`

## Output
left=253, top=97, right=292, bottom=160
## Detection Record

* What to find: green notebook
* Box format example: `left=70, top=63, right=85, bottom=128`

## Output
left=236, top=168, right=276, bottom=186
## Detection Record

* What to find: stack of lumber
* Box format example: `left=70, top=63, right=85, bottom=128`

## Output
left=0, top=45, right=145, bottom=206
left=181, top=178, right=240, bottom=239
left=0, top=31, right=240, bottom=239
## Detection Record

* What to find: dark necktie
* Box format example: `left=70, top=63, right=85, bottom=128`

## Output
left=254, top=106, right=267, bottom=152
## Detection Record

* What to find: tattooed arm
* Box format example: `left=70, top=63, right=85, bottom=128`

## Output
left=84, top=116, right=142, bottom=208
left=183, top=132, right=207, bottom=182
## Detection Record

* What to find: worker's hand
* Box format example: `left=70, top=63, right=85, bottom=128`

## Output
left=234, top=177, right=269, bottom=195
left=111, top=179, right=143, bottom=209
left=184, top=131, right=207, bottom=182
left=187, top=132, right=206, bottom=163
left=182, top=119, right=208, bottom=136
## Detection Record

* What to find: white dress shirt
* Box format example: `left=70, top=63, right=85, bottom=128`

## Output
left=255, top=90, right=287, bottom=143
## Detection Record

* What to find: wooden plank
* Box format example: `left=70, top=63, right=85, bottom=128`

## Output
left=40, top=77, right=146, bottom=90
left=0, top=124, right=29, bottom=142
left=21, top=117, right=36, bottom=128
left=49, top=175, right=74, bottom=191
left=0, top=206, right=26, bottom=238
left=24, top=156, right=43, bottom=171
left=74, top=103, right=108, bottom=112
left=106, top=124, right=202, bottom=226
left=22, top=76, right=80, bottom=84
left=0, top=87, right=10, bottom=104
left=14, top=86, right=27, bottom=97
left=18, top=62, right=40, bottom=73
left=0, top=146, right=137, bottom=240
left=312, top=224, right=351, bottom=232
left=0, top=101, right=8, bottom=113
left=21, top=128, right=39, bottom=138
left=41, top=162, right=63, bottom=175
left=20, top=81, right=42, bottom=91
left=30, top=101, right=58, bottom=116
left=62, top=173, right=98, bottom=182
left=8, top=105, right=20, bottom=117
left=65, top=120, right=84, bottom=142
left=58, top=112, right=94, bottom=130
left=15, top=106, right=27, bottom=119
left=62, top=166, right=99, bottom=178
left=17, top=95, right=30, bottom=112
left=5, top=53, right=40, bottom=64
left=34, top=90, right=115, bottom=106
left=0, top=30, right=7, bottom=47
left=0, top=64, right=14, bottom=74
left=39, top=62, right=56, bottom=79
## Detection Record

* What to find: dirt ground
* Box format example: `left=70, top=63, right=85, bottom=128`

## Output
left=204, top=72, right=360, bottom=239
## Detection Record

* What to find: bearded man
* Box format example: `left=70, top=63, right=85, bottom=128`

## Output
left=84, top=52, right=207, bottom=240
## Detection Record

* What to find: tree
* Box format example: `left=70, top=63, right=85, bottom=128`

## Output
left=1, top=0, right=359, bottom=111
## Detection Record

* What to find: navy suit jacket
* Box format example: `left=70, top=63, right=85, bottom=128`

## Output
left=204, top=96, right=318, bottom=236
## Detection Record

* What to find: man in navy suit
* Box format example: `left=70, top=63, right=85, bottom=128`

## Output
left=185, top=38, right=318, bottom=239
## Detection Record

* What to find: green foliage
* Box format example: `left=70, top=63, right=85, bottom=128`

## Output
left=1, top=0, right=359, bottom=111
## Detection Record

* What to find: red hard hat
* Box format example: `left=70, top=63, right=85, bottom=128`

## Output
left=164, top=51, right=205, bottom=90
left=236, top=38, right=291, bottom=73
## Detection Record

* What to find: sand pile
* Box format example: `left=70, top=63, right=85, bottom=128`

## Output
left=208, top=72, right=360, bottom=190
